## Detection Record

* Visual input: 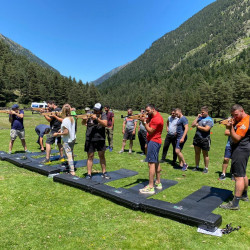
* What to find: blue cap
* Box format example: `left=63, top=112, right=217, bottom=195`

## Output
left=12, top=104, right=19, bottom=109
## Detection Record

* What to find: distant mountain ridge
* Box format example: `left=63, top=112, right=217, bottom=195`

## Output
left=98, top=0, right=250, bottom=115
left=0, top=33, right=58, bottom=73
left=92, top=62, right=131, bottom=85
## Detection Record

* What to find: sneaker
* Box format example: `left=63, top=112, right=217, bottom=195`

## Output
left=106, top=146, right=110, bottom=150
left=139, top=185, right=155, bottom=194
left=85, top=174, right=92, bottom=179
left=159, top=159, right=165, bottom=163
left=155, top=182, right=162, bottom=190
left=182, top=164, right=188, bottom=171
left=25, top=150, right=31, bottom=153
left=41, top=158, right=51, bottom=164
left=203, top=168, right=208, bottom=174
left=192, top=167, right=199, bottom=172
left=109, top=147, right=113, bottom=152
left=219, top=174, right=226, bottom=180
left=220, top=201, right=239, bottom=210
left=129, top=149, right=132, bottom=154
left=119, top=150, right=124, bottom=154
left=8, top=151, right=12, bottom=154
left=140, top=153, right=145, bottom=156
left=101, top=172, right=111, bottom=179
left=240, top=196, right=249, bottom=202
left=59, top=157, right=66, bottom=162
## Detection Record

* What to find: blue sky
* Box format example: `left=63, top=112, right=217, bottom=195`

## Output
left=0, top=0, right=215, bottom=83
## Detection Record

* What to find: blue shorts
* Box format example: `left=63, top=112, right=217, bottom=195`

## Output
left=176, top=137, right=187, bottom=150
left=224, top=145, right=232, bottom=159
left=145, top=141, right=161, bottom=163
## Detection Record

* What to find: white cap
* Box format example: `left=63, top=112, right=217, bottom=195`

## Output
left=93, top=103, right=102, bottom=111
left=85, top=107, right=90, bottom=111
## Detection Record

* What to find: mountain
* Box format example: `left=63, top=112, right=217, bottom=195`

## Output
left=92, top=62, right=131, bottom=85
left=0, top=33, right=58, bottom=73
left=0, top=36, right=101, bottom=108
left=99, top=0, right=250, bottom=116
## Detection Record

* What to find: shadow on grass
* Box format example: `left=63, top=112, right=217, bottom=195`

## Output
left=122, top=178, right=148, bottom=188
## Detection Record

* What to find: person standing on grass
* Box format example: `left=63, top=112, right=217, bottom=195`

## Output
left=160, top=108, right=178, bottom=165
left=138, top=109, right=147, bottom=155
left=220, top=104, right=249, bottom=210
left=83, top=103, right=111, bottom=179
left=53, top=104, right=76, bottom=175
left=104, top=105, right=114, bottom=152
left=175, top=108, right=189, bottom=171
left=218, top=130, right=233, bottom=181
left=43, top=100, right=64, bottom=163
left=191, top=106, right=213, bottom=174
left=35, top=124, right=50, bottom=152
left=139, top=104, right=164, bottom=194
left=119, top=108, right=137, bottom=154
left=8, top=104, right=30, bottom=154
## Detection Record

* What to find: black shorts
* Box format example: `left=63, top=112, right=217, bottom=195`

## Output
left=123, top=130, right=135, bottom=140
left=231, top=147, right=250, bottom=177
left=193, top=135, right=211, bottom=151
left=46, top=132, right=61, bottom=145
left=85, top=140, right=106, bottom=153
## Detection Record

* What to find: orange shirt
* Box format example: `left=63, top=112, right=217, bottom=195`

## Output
left=235, top=115, right=250, bottom=137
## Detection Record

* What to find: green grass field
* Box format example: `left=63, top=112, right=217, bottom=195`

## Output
left=0, top=111, right=249, bottom=249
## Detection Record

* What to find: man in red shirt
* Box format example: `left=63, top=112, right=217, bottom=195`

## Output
left=139, top=104, right=164, bottom=194
left=220, top=104, right=249, bottom=210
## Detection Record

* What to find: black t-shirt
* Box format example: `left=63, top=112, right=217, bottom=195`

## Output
left=50, top=107, right=62, bottom=132
left=86, top=112, right=107, bottom=141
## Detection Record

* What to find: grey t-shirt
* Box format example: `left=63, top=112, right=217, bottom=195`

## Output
left=124, top=118, right=137, bottom=132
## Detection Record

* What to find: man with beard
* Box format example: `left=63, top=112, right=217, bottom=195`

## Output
left=139, top=104, right=164, bottom=194
left=220, top=104, right=249, bottom=210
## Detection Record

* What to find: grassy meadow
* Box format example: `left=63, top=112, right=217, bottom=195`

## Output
left=0, top=110, right=249, bottom=249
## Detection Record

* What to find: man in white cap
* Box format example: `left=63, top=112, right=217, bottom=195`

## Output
left=84, top=103, right=111, bottom=179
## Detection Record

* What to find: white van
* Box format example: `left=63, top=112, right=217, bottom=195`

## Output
left=31, top=101, right=48, bottom=109
left=31, top=102, right=48, bottom=113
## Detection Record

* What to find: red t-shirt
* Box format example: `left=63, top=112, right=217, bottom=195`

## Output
left=146, top=112, right=164, bottom=144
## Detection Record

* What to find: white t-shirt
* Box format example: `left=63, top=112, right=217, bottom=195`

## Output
left=61, top=117, right=76, bottom=143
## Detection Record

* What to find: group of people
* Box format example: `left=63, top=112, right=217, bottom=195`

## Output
left=5, top=102, right=249, bottom=210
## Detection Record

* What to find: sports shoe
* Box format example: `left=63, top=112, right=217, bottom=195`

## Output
left=59, top=157, right=66, bottom=162
left=106, top=146, right=110, bottom=150
left=220, top=201, right=239, bottom=210
left=139, top=185, right=155, bottom=194
left=219, top=174, right=226, bottom=180
left=119, top=150, right=124, bottom=154
left=182, top=164, right=188, bottom=171
left=85, top=174, right=92, bottom=179
left=155, top=182, right=162, bottom=190
left=8, top=151, right=12, bottom=154
left=240, top=196, right=249, bottom=202
left=109, top=147, right=113, bottom=152
left=129, top=149, right=132, bottom=154
left=41, top=158, right=51, bottom=164
left=192, top=167, right=199, bottom=172
left=25, top=150, right=31, bottom=153
left=203, top=168, right=208, bottom=174
left=101, top=172, right=111, bottom=179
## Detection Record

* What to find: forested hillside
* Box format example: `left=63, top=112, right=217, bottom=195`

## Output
left=99, top=0, right=250, bottom=116
left=0, top=39, right=100, bottom=109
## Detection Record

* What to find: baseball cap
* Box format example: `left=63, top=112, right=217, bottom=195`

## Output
left=85, top=107, right=90, bottom=111
left=93, top=103, right=102, bottom=111
left=12, top=104, right=19, bottom=109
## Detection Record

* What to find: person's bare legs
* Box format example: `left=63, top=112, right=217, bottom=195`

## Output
left=87, top=152, right=94, bottom=175
left=9, top=140, right=15, bottom=152
left=202, top=149, right=209, bottom=168
left=98, top=151, right=106, bottom=173
left=194, top=146, right=201, bottom=167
